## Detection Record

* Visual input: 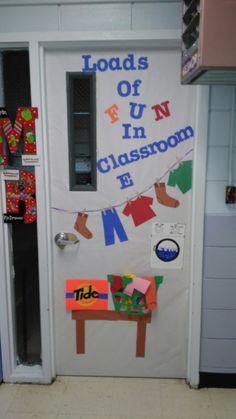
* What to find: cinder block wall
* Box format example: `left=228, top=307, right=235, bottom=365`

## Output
left=200, top=86, right=236, bottom=373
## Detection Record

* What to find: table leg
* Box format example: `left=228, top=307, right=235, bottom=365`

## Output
left=136, top=318, right=147, bottom=357
left=76, top=319, right=85, bottom=354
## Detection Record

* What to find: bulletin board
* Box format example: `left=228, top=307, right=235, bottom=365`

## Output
left=45, top=48, right=196, bottom=377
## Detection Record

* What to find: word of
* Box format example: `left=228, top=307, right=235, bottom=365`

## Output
left=97, top=125, right=194, bottom=174
left=117, top=80, right=142, bottom=97
left=82, top=54, right=149, bottom=72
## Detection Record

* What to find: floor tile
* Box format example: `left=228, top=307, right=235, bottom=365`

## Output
left=4, top=414, right=57, bottom=419
left=160, top=382, right=216, bottom=419
left=0, top=384, right=19, bottom=418
left=1, top=377, right=236, bottom=419
left=111, top=378, right=162, bottom=417
left=208, top=388, right=236, bottom=419
left=209, top=388, right=236, bottom=410
left=57, top=379, right=113, bottom=415
left=7, top=380, right=66, bottom=415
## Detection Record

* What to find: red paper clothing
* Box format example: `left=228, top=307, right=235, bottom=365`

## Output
left=122, top=195, right=156, bottom=226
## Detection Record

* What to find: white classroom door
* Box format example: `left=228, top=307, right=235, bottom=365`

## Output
left=45, top=48, right=196, bottom=377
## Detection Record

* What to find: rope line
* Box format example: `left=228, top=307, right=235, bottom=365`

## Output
left=51, top=147, right=193, bottom=215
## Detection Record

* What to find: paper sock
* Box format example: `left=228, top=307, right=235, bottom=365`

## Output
left=154, top=182, right=180, bottom=208
left=74, top=212, right=93, bottom=239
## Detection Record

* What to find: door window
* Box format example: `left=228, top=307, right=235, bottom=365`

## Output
left=67, top=73, right=97, bottom=191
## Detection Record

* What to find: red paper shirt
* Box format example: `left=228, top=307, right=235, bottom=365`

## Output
left=122, top=195, right=156, bottom=226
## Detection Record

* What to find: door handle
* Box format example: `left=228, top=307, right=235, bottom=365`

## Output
left=54, top=232, right=79, bottom=249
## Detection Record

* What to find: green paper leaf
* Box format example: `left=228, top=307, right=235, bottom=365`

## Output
left=21, top=108, right=32, bottom=121
left=26, top=131, right=36, bottom=144
left=9, top=135, right=16, bottom=146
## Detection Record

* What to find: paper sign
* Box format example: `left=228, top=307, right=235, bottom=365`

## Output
left=22, top=154, right=40, bottom=166
left=152, top=222, right=185, bottom=237
left=3, top=213, right=24, bottom=223
left=151, top=222, right=185, bottom=269
left=151, top=235, right=185, bottom=269
left=1, top=170, right=19, bottom=181
left=65, top=279, right=108, bottom=311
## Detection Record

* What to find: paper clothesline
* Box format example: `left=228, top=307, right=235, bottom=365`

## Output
left=51, top=147, right=194, bottom=215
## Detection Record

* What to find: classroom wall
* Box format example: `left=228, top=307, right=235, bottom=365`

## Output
left=200, top=86, right=236, bottom=373
left=0, top=1, right=182, bottom=33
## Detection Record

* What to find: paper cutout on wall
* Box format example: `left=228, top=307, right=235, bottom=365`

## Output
left=154, top=239, right=180, bottom=261
left=0, top=107, right=38, bottom=166
left=67, top=274, right=163, bottom=358
left=51, top=150, right=194, bottom=250
left=167, top=160, right=192, bottom=193
left=74, top=212, right=93, bottom=239
left=5, top=170, right=37, bottom=224
left=101, top=207, right=128, bottom=246
left=151, top=222, right=185, bottom=269
left=122, top=195, right=156, bottom=226
left=65, top=279, right=108, bottom=310
left=124, top=276, right=151, bottom=296
left=71, top=309, right=152, bottom=358
left=108, top=274, right=163, bottom=315
left=154, top=182, right=180, bottom=207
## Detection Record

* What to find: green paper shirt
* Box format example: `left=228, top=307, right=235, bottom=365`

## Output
left=167, top=160, right=192, bottom=194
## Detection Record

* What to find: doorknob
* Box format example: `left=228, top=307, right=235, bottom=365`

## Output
left=54, top=232, right=79, bottom=249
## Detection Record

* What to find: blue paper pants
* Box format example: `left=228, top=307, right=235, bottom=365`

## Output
left=102, top=208, right=128, bottom=246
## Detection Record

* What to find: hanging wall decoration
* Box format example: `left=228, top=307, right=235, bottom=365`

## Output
left=150, top=222, right=185, bottom=269
left=46, top=49, right=197, bottom=376
left=50, top=52, right=194, bottom=250
left=65, top=279, right=108, bottom=310
left=0, top=106, right=38, bottom=166
left=65, top=275, right=163, bottom=357
left=108, top=274, right=163, bottom=314
left=167, top=160, right=192, bottom=194
left=4, top=169, right=37, bottom=224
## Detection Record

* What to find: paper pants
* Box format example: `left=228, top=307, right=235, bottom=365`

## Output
left=102, top=208, right=128, bottom=246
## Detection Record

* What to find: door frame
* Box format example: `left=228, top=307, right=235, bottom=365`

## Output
left=0, top=31, right=208, bottom=385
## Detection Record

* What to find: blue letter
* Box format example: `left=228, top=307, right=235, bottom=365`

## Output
left=129, top=102, right=146, bottom=119
left=97, top=158, right=111, bottom=173
left=116, top=172, right=134, bottom=190
left=132, top=79, right=142, bottom=96
left=82, top=55, right=96, bottom=72
left=117, top=80, right=131, bottom=97
left=122, top=123, right=132, bottom=139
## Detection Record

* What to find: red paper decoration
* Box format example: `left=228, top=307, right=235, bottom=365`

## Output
left=5, top=170, right=37, bottom=224
left=0, top=107, right=38, bottom=166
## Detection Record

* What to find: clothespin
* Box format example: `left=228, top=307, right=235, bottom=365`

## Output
left=176, top=155, right=183, bottom=166
left=126, top=197, right=131, bottom=205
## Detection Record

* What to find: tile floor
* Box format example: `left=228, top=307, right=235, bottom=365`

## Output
left=0, top=376, right=236, bottom=419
